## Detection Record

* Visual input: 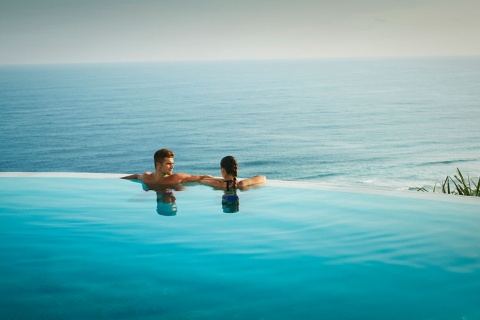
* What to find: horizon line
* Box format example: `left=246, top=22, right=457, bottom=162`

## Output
left=1, top=54, right=480, bottom=67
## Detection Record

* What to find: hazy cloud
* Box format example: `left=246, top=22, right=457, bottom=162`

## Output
left=0, top=0, right=479, bottom=64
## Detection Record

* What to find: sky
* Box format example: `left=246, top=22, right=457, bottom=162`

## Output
left=0, top=0, right=479, bottom=65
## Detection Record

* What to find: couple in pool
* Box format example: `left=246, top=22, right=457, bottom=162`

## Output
left=122, top=148, right=266, bottom=190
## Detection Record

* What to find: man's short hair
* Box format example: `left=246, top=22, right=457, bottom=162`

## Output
left=154, top=149, right=174, bottom=166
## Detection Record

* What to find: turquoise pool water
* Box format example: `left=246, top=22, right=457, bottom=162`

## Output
left=1, top=174, right=479, bottom=319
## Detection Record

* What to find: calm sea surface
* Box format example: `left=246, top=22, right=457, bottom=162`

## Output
left=1, top=57, right=479, bottom=190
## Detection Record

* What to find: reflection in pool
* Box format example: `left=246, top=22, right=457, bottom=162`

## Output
left=0, top=174, right=479, bottom=320
left=221, top=189, right=240, bottom=213
left=139, top=179, right=246, bottom=216
left=156, top=190, right=178, bottom=216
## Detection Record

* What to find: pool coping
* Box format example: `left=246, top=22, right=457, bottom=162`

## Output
left=1, top=171, right=479, bottom=205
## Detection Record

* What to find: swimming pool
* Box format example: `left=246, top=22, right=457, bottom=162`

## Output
left=1, top=173, right=479, bottom=319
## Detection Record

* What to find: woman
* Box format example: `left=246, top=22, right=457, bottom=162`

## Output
left=200, top=156, right=266, bottom=190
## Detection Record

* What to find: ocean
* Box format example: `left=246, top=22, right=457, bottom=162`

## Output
left=1, top=57, right=479, bottom=190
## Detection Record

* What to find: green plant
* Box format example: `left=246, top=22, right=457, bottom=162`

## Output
left=433, top=168, right=480, bottom=197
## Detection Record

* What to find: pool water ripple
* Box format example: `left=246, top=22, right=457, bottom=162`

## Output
left=1, top=175, right=480, bottom=319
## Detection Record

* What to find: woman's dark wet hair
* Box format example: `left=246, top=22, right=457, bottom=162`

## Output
left=221, top=156, right=238, bottom=190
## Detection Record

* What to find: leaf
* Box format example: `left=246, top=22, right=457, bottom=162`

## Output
left=475, top=177, right=480, bottom=197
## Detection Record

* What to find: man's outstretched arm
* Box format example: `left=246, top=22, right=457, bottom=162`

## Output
left=121, top=172, right=151, bottom=181
left=121, top=174, right=141, bottom=180
left=176, top=173, right=213, bottom=183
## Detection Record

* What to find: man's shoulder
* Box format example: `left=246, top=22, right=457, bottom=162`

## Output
left=141, top=172, right=155, bottom=182
left=166, top=172, right=203, bottom=183
left=162, top=173, right=188, bottom=183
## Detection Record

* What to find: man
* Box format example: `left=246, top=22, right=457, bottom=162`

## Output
left=122, top=148, right=211, bottom=184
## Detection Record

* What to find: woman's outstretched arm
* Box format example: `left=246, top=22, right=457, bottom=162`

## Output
left=237, top=175, right=266, bottom=188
